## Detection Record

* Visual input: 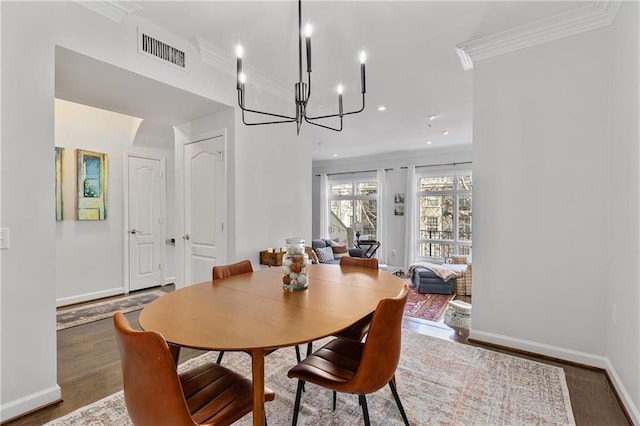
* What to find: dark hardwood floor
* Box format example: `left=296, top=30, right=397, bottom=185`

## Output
left=3, top=288, right=631, bottom=425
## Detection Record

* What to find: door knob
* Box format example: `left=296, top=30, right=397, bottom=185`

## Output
left=130, top=229, right=138, bottom=235
left=183, top=234, right=190, bottom=241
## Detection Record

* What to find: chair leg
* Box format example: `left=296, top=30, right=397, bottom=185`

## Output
left=168, top=344, right=181, bottom=367
left=216, top=351, right=224, bottom=364
left=294, top=346, right=306, bottom=393
left=388, top=380, right=410, bottom=426
left=292, top=379, right=305, bottom=426
left=359, top=395, right=370, bottom=426
left=296, top=344, right=312, bottom=393
left=332, top=391, right=337, bottom=411
left=295, top=345, right=301, bottom=363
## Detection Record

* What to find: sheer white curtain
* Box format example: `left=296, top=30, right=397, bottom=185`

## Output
left=403, top=166, right=417, bottom=273
left=376, top=168, right=387, bottom=265
left=319, top=173, right=330, bottom=239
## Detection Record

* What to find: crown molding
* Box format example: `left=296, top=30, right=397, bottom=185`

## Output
left=193, top=36, right=291, bottom=103
left=456, top=0, right=622, bottom=71
left=74, top=0, right=144, bottom=23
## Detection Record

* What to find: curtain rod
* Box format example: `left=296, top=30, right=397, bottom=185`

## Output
left=400, top=161, right=472, bottom=169
left=315, top=168, right=393, bottom=177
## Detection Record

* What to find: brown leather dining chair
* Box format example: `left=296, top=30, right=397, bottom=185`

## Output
left=287, top=283, right=410, bottom=426
left=113, top=312, right=275, bottom=426
left=212, top=259, right=253, bottom=280
left=335, top=256, right=380, bottom=342
left=212, top=259, right=305, bottom=364
left=339, top=256, right=379, bottom=270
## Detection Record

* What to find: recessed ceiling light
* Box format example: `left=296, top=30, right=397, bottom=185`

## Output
left=378, top=106, right=386, bottom=111
left=426, top=141, right=433, bottom=145
left=442, top=130, right=449, bottom=135
left=333, top=153, right=338, bottom=158
left=429, top=114, right=437, bottom=120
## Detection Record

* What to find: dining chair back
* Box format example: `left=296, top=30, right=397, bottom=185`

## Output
left=287, top=283, right=410, bottom=425
left=113, top=312, right=274, bottom=426
left=339, top=256, right=379, bottom=269
left=349, top=282, right=408, bottom=393
left=212, top=259, right=253, bottom=280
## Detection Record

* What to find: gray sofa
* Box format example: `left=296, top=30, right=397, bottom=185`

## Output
left=311, top=239, right=364, bottom=264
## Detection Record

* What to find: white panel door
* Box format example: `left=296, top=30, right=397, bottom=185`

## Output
left=183, top=136, right=225, bottom=285
left=128, top=156, right=163, bottom=291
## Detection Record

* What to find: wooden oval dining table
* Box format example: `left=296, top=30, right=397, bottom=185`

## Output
left=139, top=263, right=407, bottom=426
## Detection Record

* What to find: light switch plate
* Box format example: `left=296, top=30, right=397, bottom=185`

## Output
left=0, top=228, right=9, bottom=249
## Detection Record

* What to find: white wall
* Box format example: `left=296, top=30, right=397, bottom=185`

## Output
left=2, top=3, right=61, bottom=419
left=607, top=1, right=640, bottom=418
left=312, top=146, right=472, bottom=267
left=471, top=12, right=639, bottom=422
left=1, top=1, right=310, bottom=420
left=473, top=25, right=611, bottom=358
left=55, top=99, right=174, bottom=306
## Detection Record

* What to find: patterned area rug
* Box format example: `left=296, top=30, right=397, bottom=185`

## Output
left=45, top=330, right=575, bottom=425
left=404, top=284, right=455, bottom=322
left=56, top=290, right=166, bottom=331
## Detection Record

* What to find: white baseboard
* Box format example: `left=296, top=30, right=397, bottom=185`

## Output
left=469, top=329, right=609, bottom=368
left=0, top=385, right=61, bottom=422
left=164, top=276, right=176, bottom=285
left=56, top=287, right=125, bottom=308
left=470, top=329, right=639, bottom=424
left=605, top=359, right=640, bottom=425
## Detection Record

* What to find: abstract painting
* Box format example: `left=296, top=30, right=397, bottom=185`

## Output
left=76, top=149, right=108, bottom=220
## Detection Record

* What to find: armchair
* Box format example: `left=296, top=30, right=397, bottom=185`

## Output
left=451, top=255, right=472, bottom=296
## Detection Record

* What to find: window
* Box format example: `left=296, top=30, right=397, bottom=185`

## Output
left=328, top=176, right=377, bottom=245
left=417, top=172, right=472, bottom=258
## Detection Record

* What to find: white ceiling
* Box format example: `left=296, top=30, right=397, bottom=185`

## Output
left=57, top=1, right=590, bottom=161
left=55, top=46, right=229, bottom=124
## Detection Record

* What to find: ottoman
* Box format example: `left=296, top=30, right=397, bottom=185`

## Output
left=411, top=267, right=455, bottom=294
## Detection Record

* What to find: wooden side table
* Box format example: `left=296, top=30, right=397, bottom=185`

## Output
left=260, top=250, right=283, bottom=267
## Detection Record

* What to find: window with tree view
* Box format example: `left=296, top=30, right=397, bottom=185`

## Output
left=417, top=172, right=472, bottom=258
left=328, top=177, right=377, bottom=245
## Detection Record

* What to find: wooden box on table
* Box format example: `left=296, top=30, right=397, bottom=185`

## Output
left=260, top=250, right=283, bottom=267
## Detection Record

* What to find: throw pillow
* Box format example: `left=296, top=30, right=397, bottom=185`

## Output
left=327, top=239, right=342, bottom=247
left=331, top=244, right=350, bottom=259
left=315, top=246, right=335, bottom=263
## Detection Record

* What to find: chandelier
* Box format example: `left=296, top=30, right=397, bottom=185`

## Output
left=235, top=0, right=367, bottom=134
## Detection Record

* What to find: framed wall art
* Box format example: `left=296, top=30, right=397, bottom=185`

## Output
left=394, top=192, right=405, bottom=216
left=76, top=149, right=108, bottom=220
left=55, top=147, right=64, bottom=221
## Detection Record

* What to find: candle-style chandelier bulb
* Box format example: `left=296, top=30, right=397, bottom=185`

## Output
left=304, top=22, right=313, bottom=38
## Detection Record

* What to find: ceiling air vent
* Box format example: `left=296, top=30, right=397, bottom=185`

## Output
left=139, top=32, right=186, bottom=69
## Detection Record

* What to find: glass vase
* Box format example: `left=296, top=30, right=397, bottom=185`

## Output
left=282, top=238, right=309, bottom=291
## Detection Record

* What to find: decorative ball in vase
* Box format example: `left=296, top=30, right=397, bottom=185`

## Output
left=282, top=238, right=309, bottom=291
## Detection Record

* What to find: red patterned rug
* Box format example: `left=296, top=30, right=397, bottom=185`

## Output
left=404, top=283, right=455, bottom=322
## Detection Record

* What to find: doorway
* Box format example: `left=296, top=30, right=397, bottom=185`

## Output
left=125, top=154, right=166, bottom=292
left=176, top=130, right=227, bottom=287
